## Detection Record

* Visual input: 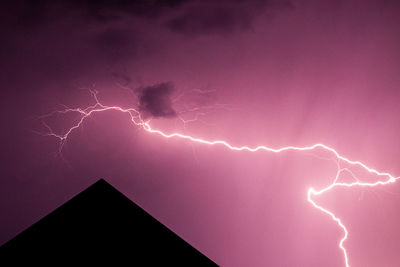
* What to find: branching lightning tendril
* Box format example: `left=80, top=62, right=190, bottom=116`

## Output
left=41, top=90, right=400, bottom=267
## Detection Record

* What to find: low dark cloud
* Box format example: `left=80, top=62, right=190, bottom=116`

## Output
left=137, top=83, right=177, bottom=119
left=68, top=0, right=188, bottom=21
left=7, top=0, right=292, bottom=36
left=0, top=0, right=294, bottom=93
left=93, top=27, right=138, bottom=62
left=167, top=2, right=257, bottom=36
left=166, top=0, right=293, bottom=37
left=11, top=0, right=189, bottom=25
left=167, top=6, right=252, bottom=36
left=95, top=28, right=135, bottom=49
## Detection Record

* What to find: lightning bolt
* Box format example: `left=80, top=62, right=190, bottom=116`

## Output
left=40, top=90, right=400, bottom=267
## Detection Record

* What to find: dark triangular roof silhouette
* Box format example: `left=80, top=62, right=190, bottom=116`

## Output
left=0, top=179, right=217, bottom=266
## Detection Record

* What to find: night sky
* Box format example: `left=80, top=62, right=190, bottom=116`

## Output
left=1, top=1, right=400, bottom=266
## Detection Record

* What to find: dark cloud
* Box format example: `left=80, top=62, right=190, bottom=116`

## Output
left=0, top=0, right=295, bottom=94
left=70, top=0, right=188, bottom=21
left=93, top=27, right=138, bottom=62
left=95, top=28, right=135, bottom=49
left=167, top=6, right=252, bottom=36
left=10, top=0, right=189, bottom=25
left=111, top=71, right=133, bottom=87
left=10, top=0, right=188, bottom=23
left=8, top=0, right=292, bottom=34
left=137, top=83, right=177, bottom=118
left=166, top=0, right=292, bottom=37
left=0, top=1, right=166, bottom=89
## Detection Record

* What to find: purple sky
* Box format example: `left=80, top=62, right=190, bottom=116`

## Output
left=1, top=0, right=400, bottom=266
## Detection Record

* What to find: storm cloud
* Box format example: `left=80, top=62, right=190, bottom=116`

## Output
left=7, top=0, right=291, bottom=36
left=137, top=82, right=177, bottom=118
left=11, top=0, right=188, bottom=24
left=166, top=0, right=282, bottom=36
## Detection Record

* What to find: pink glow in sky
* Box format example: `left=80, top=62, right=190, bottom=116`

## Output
left=1, top=1, right=400, bottom=266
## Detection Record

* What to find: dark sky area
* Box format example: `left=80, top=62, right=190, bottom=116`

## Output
left=1, top=1, right=400, bottom=266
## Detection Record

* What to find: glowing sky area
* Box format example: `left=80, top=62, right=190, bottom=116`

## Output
left=1, top=1, right=400, bottom=266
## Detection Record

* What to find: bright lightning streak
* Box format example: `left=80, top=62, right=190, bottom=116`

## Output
left=41, top=90, right=400, bottom=267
